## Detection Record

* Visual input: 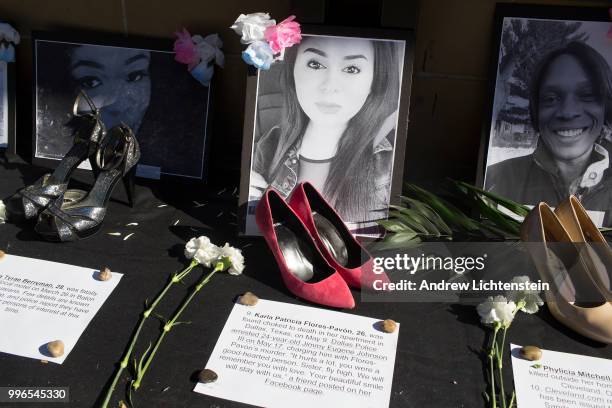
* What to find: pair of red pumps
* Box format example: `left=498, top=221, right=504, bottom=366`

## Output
left=256, top=182, right=390, bottom=309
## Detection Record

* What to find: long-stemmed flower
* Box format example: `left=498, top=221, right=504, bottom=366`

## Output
left=131, top=243, right=244, bottom=390
left=477, top=276, right=542, bottom=408
left=99, top=236, right=219, bottom=408
left=505, top=275, right=543, bottom=314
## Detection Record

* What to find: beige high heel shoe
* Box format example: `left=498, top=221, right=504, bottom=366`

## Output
left=555, top=195, right=612, bottom=297
left=521, top=202, right=612, bottom=343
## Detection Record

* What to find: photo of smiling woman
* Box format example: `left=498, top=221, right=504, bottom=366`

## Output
left=484, top=18, right=612, bottom=226
left=247, top=35, right=404, bottom=234
left=34, top=38, right=210, bottom=179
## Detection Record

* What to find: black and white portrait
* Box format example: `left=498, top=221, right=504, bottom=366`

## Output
left=242, top=34, right=406, bottom=235
left=34, top=37, right=211, bottom=179
left=484, top=16, right=612, bottom=226
left=0, top=61, right=7, bottom=148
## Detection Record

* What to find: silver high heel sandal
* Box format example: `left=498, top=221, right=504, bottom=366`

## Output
left=35, top=124, right=140, bottom=242
left=4, top=91, right=105, bottom=221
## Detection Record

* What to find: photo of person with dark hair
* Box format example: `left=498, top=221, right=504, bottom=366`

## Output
left=0, top=61, right=6, bottom=148
left=484, top=19, right=612, bottom=226
left=246, top=35, right=404, bottom=235
left=34, top=38, right=211, bottom=179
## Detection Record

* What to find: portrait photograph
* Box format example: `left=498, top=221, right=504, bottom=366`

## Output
left=483, top=6, right=612, bottom=226
left=33, top=33, right=211, bottom=179
left=0, top=61, right=7, bottom=148
left=239, top=30, right=414, bottom=236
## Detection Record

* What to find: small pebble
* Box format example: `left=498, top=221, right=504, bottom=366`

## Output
left=98, top=267, right=112, bottom=281
left=381, top=319, right=397, bottom=333
left=198, top=368, right=218, bottom=383
left=0, top=250, right=4, bottom=260
left=520, top=345, right=542, bottom=361
left=46, top=340, right=64, bottom=357
left=238, top=292, right=259, bottom=306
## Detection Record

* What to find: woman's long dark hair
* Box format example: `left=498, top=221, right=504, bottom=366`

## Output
left=268, top=39, right=401, bottom=221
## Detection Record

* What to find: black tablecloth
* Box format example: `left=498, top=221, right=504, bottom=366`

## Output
left=1, top=155, right=611, bottom=408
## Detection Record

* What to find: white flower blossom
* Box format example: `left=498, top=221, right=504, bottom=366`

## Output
left=185, top=236, right=220, bottom=268
left=505, top=275, right=544, bottom=314
left=0, top=200, right=6, bottom=224
left=219, top=243, right=245, bottom=275
left=230, top=13, right=276, bottom=44
left=477, top=295, right=516, bottom=327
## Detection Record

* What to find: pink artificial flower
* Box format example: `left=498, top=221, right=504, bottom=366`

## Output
left=174, top=28, right=199, bottom=69
left=264, top=15, right=302, bottom=54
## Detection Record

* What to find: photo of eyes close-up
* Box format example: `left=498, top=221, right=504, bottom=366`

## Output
left=484, top=18, right=612, bottom=226
left=34, top=39, right=211, bottom=179
left=247, top=34, right=405, bottom=234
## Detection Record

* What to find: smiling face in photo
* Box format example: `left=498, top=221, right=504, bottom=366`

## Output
left=538, top=53, right=605, bottom=161
left=293, top=37, right=375, bottom=126
left=70, top=46, right=151, bottom=134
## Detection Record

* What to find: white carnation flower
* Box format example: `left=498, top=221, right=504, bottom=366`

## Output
left=505, top=275, right=544, bottom=314
left=477, top=295, right=516, bottom=327
left=219, top=243, right=245, bottom=275
left=0, top=200, right=6, bottom=224
left=230, top=13, right=276, bottom=44
left=185, top=236, right=220, bottom=267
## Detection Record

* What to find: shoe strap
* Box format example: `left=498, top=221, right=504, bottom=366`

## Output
left=20, top=175, right=68, bottom=218
left=95, top=123, right=140, bottom=175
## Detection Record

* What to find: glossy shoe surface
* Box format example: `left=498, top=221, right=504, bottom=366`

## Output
left=555, top=195, right=612, bottom=296
left=521, top=202, right=612, bottom=344
left=256, top=188, right=355, bottom=309
left=35, top=124, right=140, bottom=242
left=288, top=182, right=389, bottom=290
left=4, top=91, right=105, bottom=221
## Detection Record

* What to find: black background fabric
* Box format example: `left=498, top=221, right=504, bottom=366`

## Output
left=1, top=154, right=612, bottom=408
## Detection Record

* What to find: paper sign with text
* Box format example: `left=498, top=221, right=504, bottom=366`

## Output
left=511, top=343, right=612, bottom=407
left=194, top=299, right=400, bottom=408
left=0, top=254, right=122, bottom=363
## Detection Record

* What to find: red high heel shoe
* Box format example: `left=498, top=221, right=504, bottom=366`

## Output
left=256, top=188, right=355, bottom=309
left=288, top=182, right=390, bottom=290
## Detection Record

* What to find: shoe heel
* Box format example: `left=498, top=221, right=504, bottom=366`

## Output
left=122, top=166, right=137, bottom=208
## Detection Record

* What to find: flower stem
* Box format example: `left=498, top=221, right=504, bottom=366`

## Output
left=489, top=325, right=500, bottom=408
left=131, top=262, right=223, bottom=390
left=498, top=326, right=508, bottom=408
left=99, top=259, right=199, bottom=408
left=508, top=390, right=516, bottom=408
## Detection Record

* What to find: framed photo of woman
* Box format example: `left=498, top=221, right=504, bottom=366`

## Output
left=238, top=26, right=414, bottom=236
left=32, top=31, right=212, bottom=181
left=480, top=4, right=612, bottom=226
left=0, top=60, right=16, bottom=155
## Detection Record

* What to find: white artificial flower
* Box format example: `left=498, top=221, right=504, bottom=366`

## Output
left=0, top=200, right=6, bottom=224
left=0, top=23, right=20, bottom=44
left=185, top=236, right=220, bottom=268
left=219, top=243, right=245, bottom=275
left=230, top=13, right=276, bottom=44
left=477, top=295, right=516, bottom=327
left=505, top=275, right=544, bottom=314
